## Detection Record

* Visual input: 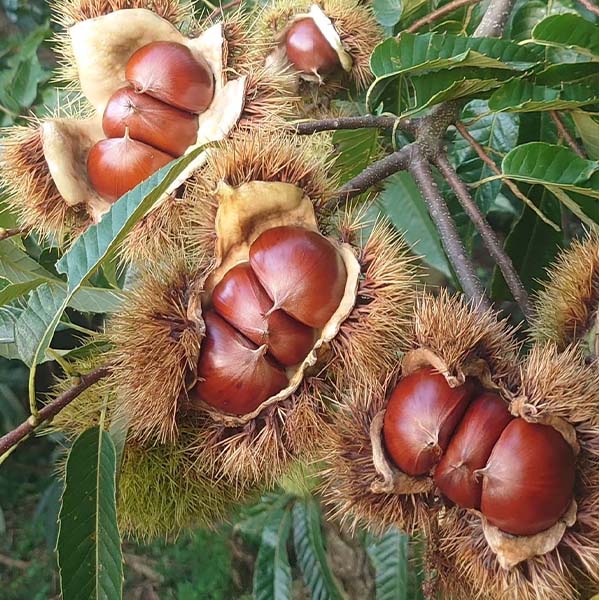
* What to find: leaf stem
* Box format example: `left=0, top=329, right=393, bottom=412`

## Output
left=435, top=153, right=533, bottom=320
left=0, top=365, right=111, bottom=460
left=549, top=111, right=587, bottom=159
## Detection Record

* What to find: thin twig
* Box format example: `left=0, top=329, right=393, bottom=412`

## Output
left=575, top=0, right=599, bottom=14
left=410, top=155, right=491, bottom=309
left=0, top=226, right=30, bottom=241
left=329, top=144, right=414, bottom=209
left=549, top=111, right=587, bottom=159
left=208, top=0, right=242, bottom=19
left=295, top=115, right=416, bottom=136
left=406, top=0, right=481, bottom=33
left=0, top=365, right=111, bottom=458
left=435, top=153, right=533, bottom=320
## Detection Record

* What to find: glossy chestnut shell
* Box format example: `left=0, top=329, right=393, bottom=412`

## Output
left=102, top=86, right=198, bottom=157
left=433, top=392, right=513, bottom=509
left=125, top=41, right=214, bottom=114
left=285, top=18, right=341, bottom=76
left=480, top=418, right=576, bottom=536
left=194, top=311, right=288, bottom=416
left=249, top=226, right=347, bottom=329
left=87, top=135, right=174, bottom=203
left=212, top=263, right=316, bottom=367
left=383, top=369, right=474, bottom=476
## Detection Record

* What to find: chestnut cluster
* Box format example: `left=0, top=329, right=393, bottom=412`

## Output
left=87, top=41, right=214, bottom=203
left=285, top=19, right=341, bottom=77
left=193, top=225, right=347, bottom=416
left=383, top=368, right=576, bottom=536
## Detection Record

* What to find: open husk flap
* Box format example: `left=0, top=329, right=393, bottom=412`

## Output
left=42, top=8, right=247, bottom=223
left=193, top=180, right=361, bottom=426
left=266, top=4, right=353, bottom=84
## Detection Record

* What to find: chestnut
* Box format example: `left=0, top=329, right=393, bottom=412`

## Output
left=87, top=134, right=174, bottom=203
left=193, top=311, right=288, bottom=416
left=212, top=263, right=316, bottom=367
left=285, top=18, right=341, bottom=76
left=433, top=392, right=513, bottom=509
left=102, top=86, right=198, bottom=157
left=125, top=41, right=214, bottom=114
left=249, top=226, right=347, bottom=329
left=480, top=418, right=576, bottom=536
left=383, top=369, right=474, bottom=476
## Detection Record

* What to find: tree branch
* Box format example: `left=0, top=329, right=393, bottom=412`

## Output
left=295, top=115, right=416, bottom=136
left=0, top=226, right=30, bottom=241
left=410, top=155, right=491, bottom=308
left=435, top=153, right=533, bottom=320
left=549, top=111, right=587, bottom=159
left=0, top=365, right=111, bottom=458
left=406, top=0, right=481, bottom=33
left=473, top=0, right=517, bottom=36
left=575, top=0, right=599, bottom=15
left=328, top=145, right=414, bottom=209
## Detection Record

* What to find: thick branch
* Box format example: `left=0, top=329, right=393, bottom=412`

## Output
left=575, top=0, right=599, bottom=15
left=473, top=0, right=517, bottom=36
left=407, top=0, right=481, bottom=33
left=435, top=154, right=533, bottom=320
left=329, top=145, right=414, bottom=209
left=410, top=155, right=491, bottom=308
left=549, top=111, right=587, bottom=159
left=295, top=115, right=415, bottom=136
left=0, top=226, right=30, bottom=241
left=0, top=365, right=111, bottom=457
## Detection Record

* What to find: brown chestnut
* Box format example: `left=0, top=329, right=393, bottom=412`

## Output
left=125, top=41, right=214, bottom=114
left=249, top=226, right=347, bottom=329
left=433, top=392, right=513, bottom=509
left=87, top=134, right=174, bottom=203
left=285, top=18, right=340, bottom=76
left=193, top=311, right=288, bottom=416
left=102, top=86, right=198, bottom=157
left=480, top=418, right=576, bottom=536
left=212, top=263, right=316, bottom=367
left=383, top=369, right=474, bottom=476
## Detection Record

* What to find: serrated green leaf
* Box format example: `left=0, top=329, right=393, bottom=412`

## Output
left=366, top=528, right=410, bottom=600
left=333, top=128, right=380, bottom=184
left=0, top=278, right=45, bottom=307
left=534, top=62, right=598, bottom=86
left=375, top=172, right=453, bottom=278
left=57, top=426, right=123, bottom=600
left=532, top=14, right=599, bottom=58
left=546, top=185, right=598, bottom=227
left=14, top=283, right=67, bottom=366
left=0, top=308, right=15, bottom=344
left=489, top=79, right=598, bottom=112
left=59, top=339, right=114, bottom=363
left=502, top=142, right=599, bottom=196
left=509, top=0, right=547, bottom=42
left=68, top=287, right=124, bottom=313
left=373, top=0, right=403, bottom=26
left=292, top=498, right=346, bottom=600
left=253, top=507, right=293, bottom=600
left=0, top=239, right=55, bottom=283
left=572, top=112, right=599, bottom=160
left=455, top=99, right=519, bottom=212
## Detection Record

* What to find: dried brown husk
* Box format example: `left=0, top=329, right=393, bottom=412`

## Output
left=531, top=233, right=598, bottom=354
left=428, top=343, right=598, bottom=599
left=258, top=0, right=383, bottom=93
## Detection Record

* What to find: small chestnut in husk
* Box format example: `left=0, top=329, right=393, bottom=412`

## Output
left=102, top=87, right=198, bottom=157
left=285, top=18, right=341, bottom=76
left=194, top=311, right=289, bottom=416
left=249, top=226, right=347, bottom=329
left=126, top=41, right=214, bottom=114
left=383, top=369, right=474, bottom=476
left=87, top=134, right=174, bottom=203
left=433, top=392, right=513, bottom=509
left=479, top=418, right=576, bottom=536
left=212, top=263, right=316, bottom=367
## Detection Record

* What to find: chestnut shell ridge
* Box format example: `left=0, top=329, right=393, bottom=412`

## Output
left=383, top=368, right=577, bottom=536
left=193, top=226, right=347, bottom=416
left=285, top=18, right=341, bottom=77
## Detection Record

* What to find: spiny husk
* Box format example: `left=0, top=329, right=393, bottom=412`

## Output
left=320, top=376, right=434, bottom=536
left=531, top=234, right=598, bottom=352
left=409, top=290, right=521, bottom=386
left=118, top=429, right=258, bottom=541
left=428, top=343, right=598, bottom=600
left=0, top=124, right=90, bottom=243
left=186, top=128, right=336, bottom=260
left=259, top=0, right=382, bottom=90
left=327, top=211, right=417, bottom=387
left=108, top=255, right=206, bottom=445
